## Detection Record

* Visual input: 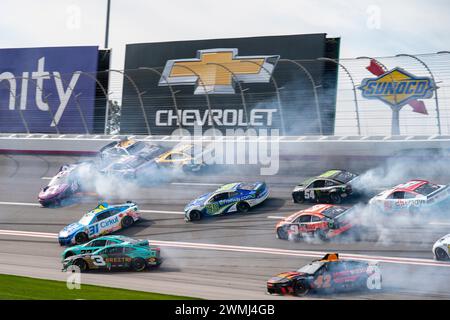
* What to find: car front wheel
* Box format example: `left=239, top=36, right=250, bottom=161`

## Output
left=189, top=210, right=202, bottom=221
left=74, top=232, right=89, bottom=245
left=73, top=258, right=87, bottom=272
left=276, top=227, right=288, bottom=240
left=294, top=281, right=310, bottom=296
left=121, top=216, right=134, bottom=228
left=435, top=248, right=449, bottom=261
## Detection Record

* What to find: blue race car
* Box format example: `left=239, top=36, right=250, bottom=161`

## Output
left=58, top=202, right=140, bottom=246
left=184, top=182, right=269, bottom=222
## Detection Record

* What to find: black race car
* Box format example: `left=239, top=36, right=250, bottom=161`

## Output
left=267, top=253, right=382, bottom=296
left=292, top=170, right=358, bottom=204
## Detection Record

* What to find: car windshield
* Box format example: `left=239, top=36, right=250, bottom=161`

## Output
left=299, top=178, right=315, bottom=187
left=414, top=183, right=441, bottom=196
left=333, top=171, right=357, bottom=184
left=48, top=173, right=70, bottom=186
left=297, top=261, right=324, bottom=275
left=78, top=213, right=95, bottom=226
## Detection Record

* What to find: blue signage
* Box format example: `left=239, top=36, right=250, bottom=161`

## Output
left=0, top=46, right=99, bottom=133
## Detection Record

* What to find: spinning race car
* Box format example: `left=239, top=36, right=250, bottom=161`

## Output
left=62, top=241, right=162, bottom=272
left=292, top=170, right=358, bottom=204
left=155, top=143, right=213, bottom=172
left=38, top=162, right=94, bottom=207
left=61, top=235, right=150, bottom=259
left=58, top=202, right=140, bottom=246
left=99, top=137, right=165, bottom=161
left=368, top=179, right=450, bottom=214
left=184, top=182, right=269, bottom=221
left=275, top=205, right=355, bottom=241
left=432, top=234, right=450, bottom=261
left=267, top=253, right=382, bottom=296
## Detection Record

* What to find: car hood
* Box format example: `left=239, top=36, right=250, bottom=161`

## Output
left=39, top=184, right=69, bottom=200
left=268, top=272, right=307, bottom=283
left=436, top=234, right=450, bottom=245
left=185, top=192, right=212, bottom=209
left=59, top=222, right=84, bottom=238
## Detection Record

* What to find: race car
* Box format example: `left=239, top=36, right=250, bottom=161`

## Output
left=100, top=152, right=160, bottom=179
left=99, top=137, right=165, bottom=161
left=61, top=235, right=149, bottom=259
left=292, top=170, right=358, bottom=204
left=38, top=161, right=95, bottom=207
left=368, top=180, right=450, bottom=214
left=432, top=234, right=450, bottom=261
left=275, top=204, right=356, bottom=241
left=62, top=241, right=162, bottom=272
left=57, top=202, right=140, bottom=246
left=267, top=253, right=382, bottom=296
left=184, top=182, right=269, bottom=221
left=155, top=143, right=213, bottom=172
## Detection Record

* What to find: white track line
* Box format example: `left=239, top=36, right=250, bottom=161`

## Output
left=41, top=177, right=52, bottom=180
left=0, top=201, right=41, bottom=207
left=140, top=209, right=184, bottom=215
left=267, top=216, right=286, bottom=220
left=429, top=222, right=450, bottom=226
left=0, top=201, right=183, bottom=214
left=0, top=229, right=449, bottom=268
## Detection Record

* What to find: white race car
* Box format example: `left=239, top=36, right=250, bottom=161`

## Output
left=432, top=234, right=450, bottom=261
left=368, top=180, right=450, bottom=214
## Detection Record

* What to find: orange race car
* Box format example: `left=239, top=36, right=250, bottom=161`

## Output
left=275, top=204, right=357, bottom=241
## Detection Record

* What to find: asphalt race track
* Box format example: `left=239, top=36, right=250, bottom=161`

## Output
left=1, top=154, right=450, bottom=299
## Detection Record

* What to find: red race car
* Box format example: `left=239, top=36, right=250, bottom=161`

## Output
left=275, top=204, right=356, bottom=241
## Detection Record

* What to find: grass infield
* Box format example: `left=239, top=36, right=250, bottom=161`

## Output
left=0, top=274, right=199, bottom=300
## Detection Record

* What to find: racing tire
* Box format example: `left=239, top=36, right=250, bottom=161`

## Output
left=236, top=202, right=251, bottom=213
left=276, top=227, right=289, bottom=240
left=74, top=232, right=89, bottom=245
left=189, top=210, right=202, bottom=221
left=293, top=193, right=305, bottom=204
left=73, top=258, right=87, bottom=272
left=329, top=193, right=342, bottom=204
left=121, top=216, right=134, bottom=228
left=435, top=248, right=450, bottom=261
left=131, top=257, right=147, bottom=272
left=315, top=229, right=329, bottom=242
left=293, top=281, right=310, bottom=296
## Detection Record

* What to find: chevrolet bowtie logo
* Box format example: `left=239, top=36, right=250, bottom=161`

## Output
left=158, top=48, right=279, bottom=94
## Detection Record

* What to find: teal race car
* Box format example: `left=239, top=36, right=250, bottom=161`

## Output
left=61, top=235, right=148, bottom=259
left=184, top=182, right=269, bottom=221
left=62, top=240, right=162, bottom=272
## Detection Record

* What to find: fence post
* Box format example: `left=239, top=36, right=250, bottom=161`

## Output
left=396, top=54, right=441, bottom=135
left=280, top=59, right=323, bottom=135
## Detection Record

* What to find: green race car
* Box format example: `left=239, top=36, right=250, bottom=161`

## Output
left=62, top=237, right=162, bottom=272
left=61, top=235, right=147, bottom=260
left=292, top=170, right=358, bottom=204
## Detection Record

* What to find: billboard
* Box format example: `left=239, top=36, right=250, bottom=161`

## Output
left=0, top=46, right=103, bottom=133
left=121, top=33, right=340, bottom=136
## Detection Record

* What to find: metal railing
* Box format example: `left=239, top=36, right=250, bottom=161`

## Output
left=0, top=52, right=449, bottom=136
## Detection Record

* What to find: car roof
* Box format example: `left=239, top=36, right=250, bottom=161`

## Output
left=286, top=204, right=334, bottom=221
left=392, top=180, right=429, bottom=193
left=215, top=182, right=241, bottom=193
left=319, top=170, right=343, bottom=179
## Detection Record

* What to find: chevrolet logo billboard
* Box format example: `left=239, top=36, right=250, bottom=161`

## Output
left=359, top=68, right=435, bottom=108
left=158, top=48, right=279, bottom=94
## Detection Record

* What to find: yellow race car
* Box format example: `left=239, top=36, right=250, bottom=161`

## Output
left=155, top=143, right=211, bottom=172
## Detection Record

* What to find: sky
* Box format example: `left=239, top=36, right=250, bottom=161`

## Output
left=1, top=0, right=449, bottom=70
left=1, top=0, right=449, bottom=135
